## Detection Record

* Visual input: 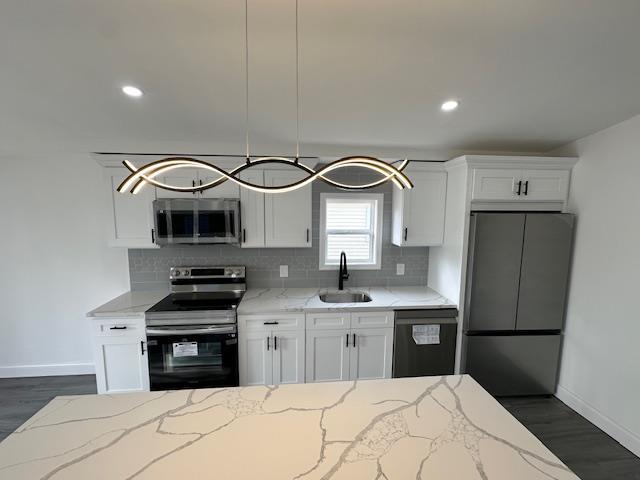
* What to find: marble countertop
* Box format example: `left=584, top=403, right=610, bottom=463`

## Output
left=237, top=286, right=456, bottom=315
left=87, top=286, right=455, bottom=318
left=0, top=375, right=578, bottom=479
left=86, top=291, right=168, bottom=318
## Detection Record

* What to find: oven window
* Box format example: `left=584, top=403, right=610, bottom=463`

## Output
left=147, top=332, right=239, bottom=390
left=198, top=210, right=236, bottom=238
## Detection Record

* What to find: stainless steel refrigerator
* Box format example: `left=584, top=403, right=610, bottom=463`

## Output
left=462, top=212, right=574, bottom=396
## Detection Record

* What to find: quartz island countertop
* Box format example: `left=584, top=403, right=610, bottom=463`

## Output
left=237, top=286, right=456, bottom=315
left=0, top=375, right=578, bottom=479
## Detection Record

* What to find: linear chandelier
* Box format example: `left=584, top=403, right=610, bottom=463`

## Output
left=117, top=0, right=412, bottom=196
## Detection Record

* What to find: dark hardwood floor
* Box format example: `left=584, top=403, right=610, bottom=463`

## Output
left=0, top=375, right=638, bottom=479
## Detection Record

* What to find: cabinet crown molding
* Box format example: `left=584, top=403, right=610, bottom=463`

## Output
left=445, top=155, right=578, bottom=171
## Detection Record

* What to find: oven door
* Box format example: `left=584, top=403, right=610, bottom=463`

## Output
left=146, top=324, right=239, bottom=390
left=153, top=198, right=240, bottom=245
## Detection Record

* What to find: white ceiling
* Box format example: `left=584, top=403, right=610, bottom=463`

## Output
left=1, top=0, right=640, bottom=158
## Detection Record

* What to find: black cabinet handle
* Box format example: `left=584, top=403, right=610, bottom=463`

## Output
left=192, top=180, right=196, bottom=195
left=404, top=227, right=408, bottom=242
left=516, top=180, right=522, bottom=195
left=140, top=340, right=146, bottom=355
left=267, top=336, right=270, bottom=351
left=243, top=228, right=246, bottom=243
left=263, top=321, right=279, bottom=325
left=109, top=326, right=127, bottom=330
left=523, top=180, right=529, bottom=196
left=274, top=336, right=277, bottom=351
left=199, top=179, right=203, bottom=187
left=306, top=228, right=310, bottom=243
left=346, top=333, right=349, bottom=347
left=151, top=228, right=155, bottom=243
left=352, top=333, right=356, bottom=347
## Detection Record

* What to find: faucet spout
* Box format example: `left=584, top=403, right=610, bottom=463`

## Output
left=338, top=251, right=349, bottom=290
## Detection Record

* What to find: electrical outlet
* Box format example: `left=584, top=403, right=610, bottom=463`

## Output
left=279, top=265, right=289, bottom=278
left=396, top=263, right=405, bottom=276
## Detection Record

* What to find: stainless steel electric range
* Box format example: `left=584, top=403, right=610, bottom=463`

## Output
left=144, top=266, right=245, bottom=391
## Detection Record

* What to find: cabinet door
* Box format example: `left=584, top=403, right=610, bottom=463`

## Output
left=305, top=329, right=350, bottom=383
left=198, top=168, right=240, bottom=199
left=94, top=336, right=149, bottom=394
left=516, top=214, right=574, bottom=331
left=272, top=330, right=305, bottom=385
left=466, top=213, right=525, bottom=331
left=349, top=328, right=394, bottom=380
left=107, top=168, right=157, bottom=248
left=264, top=170, right=312, bottom=247
left=393, top=171, right=447, bottom=246
left=471, top=168, right=521, bottom=201
left=155, top=168, right=198, bottom=199
left=520, top=170, right=569, bottom=201
left=239, top=170, right=266, bottom=248
left=239, top=330, right=273, bottom=386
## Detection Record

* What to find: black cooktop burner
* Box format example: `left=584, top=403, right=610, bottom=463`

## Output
left=146, top=292, right=244, bottom=313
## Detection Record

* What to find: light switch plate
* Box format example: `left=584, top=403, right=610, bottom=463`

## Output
left=396, top=263, right=405, bottom=275
left=279, top=265, right=289, bottom=278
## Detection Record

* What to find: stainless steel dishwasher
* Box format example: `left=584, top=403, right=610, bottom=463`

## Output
left=393, top=309, right=458, bottom=377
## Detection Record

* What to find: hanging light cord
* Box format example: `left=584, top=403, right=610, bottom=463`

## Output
left=295, top=0, right=300, bottom=161
left=244, top=0, right=250, bottom=162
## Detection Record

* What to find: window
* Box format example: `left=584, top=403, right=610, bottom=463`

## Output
left=319, top=193, right=383, bottom=270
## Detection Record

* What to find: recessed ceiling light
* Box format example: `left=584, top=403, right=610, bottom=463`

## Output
left=441, top=100, right=459, bottom=112
left=122, top=85, right=143, bottom=98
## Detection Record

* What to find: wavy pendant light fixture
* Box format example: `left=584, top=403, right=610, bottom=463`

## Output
left=117, top=0, right=412, bottom=195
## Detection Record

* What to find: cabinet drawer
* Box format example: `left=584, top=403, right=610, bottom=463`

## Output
left=306, top=312, right=351, bottom=330
left=93, top=317, right=146, bottom=337
left=241, top=314, right=305, bottom=331
left=351, top=311, right=394, bottom=329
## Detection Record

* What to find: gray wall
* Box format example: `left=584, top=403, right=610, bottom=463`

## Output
left=129, top=167, right=429, bottom=290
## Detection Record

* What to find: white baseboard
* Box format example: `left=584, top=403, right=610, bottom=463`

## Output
left=556, top=384, right=640, bottom=457
left=0, top=363, right=95, bottom=378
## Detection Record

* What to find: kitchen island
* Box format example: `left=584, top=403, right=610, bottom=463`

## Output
left=0, top=375, right=578, bottom=479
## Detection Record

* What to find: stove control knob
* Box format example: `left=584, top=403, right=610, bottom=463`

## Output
left=182, top=270, right=190, bottom=276
left=173, top=270, right=180, bottom=277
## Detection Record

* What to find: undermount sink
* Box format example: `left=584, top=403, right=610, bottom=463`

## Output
left=319, top=292, right=372, bottom=303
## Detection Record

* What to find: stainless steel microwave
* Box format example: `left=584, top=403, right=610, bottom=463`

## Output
left=153, top=198, right=241, bottom=245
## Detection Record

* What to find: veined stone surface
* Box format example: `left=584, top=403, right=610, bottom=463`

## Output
left=0, top=375, right=578, bottom=479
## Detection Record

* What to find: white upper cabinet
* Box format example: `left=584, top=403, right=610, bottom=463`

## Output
left=471, top=168, right=569, bottom=202
left=240, top=170, right=266, bottom=248
left=155, top=167, right=200, bottom=199
left=264, top=170, right=312, bottom=247
left=156, top=167, right=240, bottom=199
left=105, top=167, right=157, bottom=248
left=520, top=169, right=570, bottom=201
left=392, top=168, right=447, bottom=246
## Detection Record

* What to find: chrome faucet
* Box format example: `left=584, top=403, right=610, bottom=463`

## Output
left=338, top=251, right=349, bottom=290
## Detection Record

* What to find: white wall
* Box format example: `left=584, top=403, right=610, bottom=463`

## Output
left=0, top=154, right=130, bottom=377
left=552, top=114, right=640, bottom=456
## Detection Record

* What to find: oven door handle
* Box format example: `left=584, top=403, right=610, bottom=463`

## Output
left=146, top=326, right=236, bottom=336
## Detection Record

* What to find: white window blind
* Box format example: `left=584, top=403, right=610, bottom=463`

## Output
left=320, top=194, right=383, bottom=269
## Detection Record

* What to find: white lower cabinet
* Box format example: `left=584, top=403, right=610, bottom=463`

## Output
left=238, top=314, right=305, bottom=386
left=305, top=329, right=351, bottom=383
left=305, top=311, right=394, bottom=383
left=92, top=317, right=150, bottom=394
left=349, top=328, right=394, bottom=380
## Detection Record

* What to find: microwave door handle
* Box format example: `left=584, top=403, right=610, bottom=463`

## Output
left=146, top=326, right=236, bottom=336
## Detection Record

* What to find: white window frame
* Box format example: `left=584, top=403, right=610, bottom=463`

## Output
left=319, top=192, right=384, bottom=270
